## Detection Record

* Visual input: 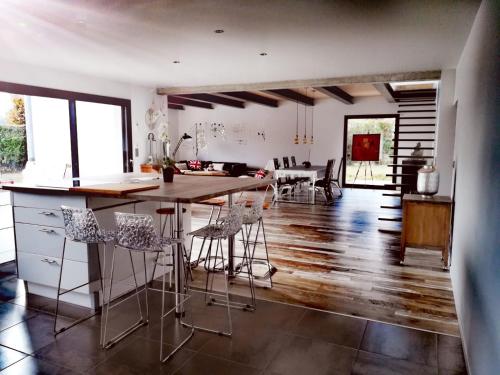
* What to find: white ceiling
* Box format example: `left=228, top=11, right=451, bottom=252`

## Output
left=0, top=0, right=480, bottom=89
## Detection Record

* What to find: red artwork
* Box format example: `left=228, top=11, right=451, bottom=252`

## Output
left=351, top=134, right=381, bottom=162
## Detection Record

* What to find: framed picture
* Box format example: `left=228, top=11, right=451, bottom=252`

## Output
left=351, top=134, right=381, bottom=162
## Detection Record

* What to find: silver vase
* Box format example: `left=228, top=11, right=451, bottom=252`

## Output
left=417, top=165, right=439, bottom=197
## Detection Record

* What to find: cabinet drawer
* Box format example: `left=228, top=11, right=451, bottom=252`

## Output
left=0, top=205, right=13, bottom=229
left=13, top=192, right=85, bottom=210
left=17, top=252, right=90, bottom=292
left=14, top=207, right=64, bottom=228
left=16, top=223, right=88, bottom=262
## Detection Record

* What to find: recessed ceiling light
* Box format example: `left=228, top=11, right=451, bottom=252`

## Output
left=214, top=29, right=224, bottom=34
left=173, top=60, right=180, bottom=64
left=260, top=52, right=268, bottom=56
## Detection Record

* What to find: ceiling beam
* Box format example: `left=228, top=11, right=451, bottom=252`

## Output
left=373, top=83, right=396, bottom=103
left=168, top=96, right=213, bottom=109
left=263, top=89, right=314, bottom=106
left=315, top=86, right=353, bottom=104
left=219, top=91, right=278, bottom=107
left=177, top=93, right=244, bottom=108
left=168, top=103, right=184, bottom=110
left=157, top=70, right=441, bottom=95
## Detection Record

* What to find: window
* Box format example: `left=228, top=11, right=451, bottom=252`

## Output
left=0, top=82, right=132, bottom=183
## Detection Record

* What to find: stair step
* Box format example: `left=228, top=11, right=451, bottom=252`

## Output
left=381, top=205, right=402, bottom=209
left=385, top=173, right=414, bottom=177
left=389, top=155, right=434, bottom=158
left=400, top=116, right=436, bottom=119
left=399, top=124, right=436, bottom=127
left=378, top=217, right=402, bottom=222
left=384, top=183, right=410, bottom=187
left=397, top=99, right=436, bottom=102
left=391, top=147, right=434, bottom=150
left=398, top=103, right=436, bottom=107
left=383, top=192, right=402, bottom=197
left=397, top=110, right=436, bottom=113
left=378, top=228, right=402, bottom=235
left=399, top=131, right=435, bottom=134
left=393, top=139, right=435, bottom=142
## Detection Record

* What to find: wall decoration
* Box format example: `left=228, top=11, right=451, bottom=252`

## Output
left=194, top=122, right=207, bottom=157
left=352, top=134, right=381, bottom=161
left=210, top=122, right=225, bottom=139
left=228, top=123, right=247, bottom=145
left=257, top=130, right=266, bottom=141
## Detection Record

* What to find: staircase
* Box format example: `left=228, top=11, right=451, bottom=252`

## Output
left=378, top=90, right=437, bottom=233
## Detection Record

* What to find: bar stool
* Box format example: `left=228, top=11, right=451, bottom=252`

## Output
left=185, top=204, right=245, bottom=337
left=102, top=212, right=194, bottom=362
left=189, top=198, right=226, bottom=269
left=237, top=194, right=275, bottom=288
left=55, top=206, right=113, bottom=340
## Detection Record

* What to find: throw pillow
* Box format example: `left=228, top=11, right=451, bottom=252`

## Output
left=175, top=162, right=188, bottom=170
left=189, top=160, right=202, bottom=170
left=212, top=163, right=225, bottom=171
left=255, top=169, right=267, bottom=179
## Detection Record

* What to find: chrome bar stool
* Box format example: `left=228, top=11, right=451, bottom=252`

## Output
left=55, top=206, right=113, bottom=340
left=236, top=193, right=275, bottom=288
left=102, top=212, right=194, bottom=361
left=184, top=204, right=245, bottom=337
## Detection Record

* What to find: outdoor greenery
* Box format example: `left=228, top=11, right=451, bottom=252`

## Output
left=7, top=97, right=25, bottom=125
left=0, top=126, right=27, bottom=172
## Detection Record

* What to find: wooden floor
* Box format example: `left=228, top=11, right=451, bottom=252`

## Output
left=189, top=188, right=459, bottom=336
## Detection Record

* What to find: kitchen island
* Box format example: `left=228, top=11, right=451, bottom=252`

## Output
left=3, top=173, right=273, bottom=310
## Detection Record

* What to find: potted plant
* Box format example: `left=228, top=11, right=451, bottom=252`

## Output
left=162, top=156, right=176, bottom=183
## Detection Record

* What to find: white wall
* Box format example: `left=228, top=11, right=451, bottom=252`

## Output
left=435, top=69, right=457, bottom=196
left=170, top=96, right=399, bottom=169
left=451, top=1, right=500, bottom=374
left=0, top=59, right=159, bottom=171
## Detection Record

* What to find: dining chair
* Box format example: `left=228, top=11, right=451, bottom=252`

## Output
left=314, top=159, right=336, bottom=204
left=332, top=157, right=343, bottom=197
left=290, top=156, right=297, bottom=167
left=283, top=157, right=290, bottom=169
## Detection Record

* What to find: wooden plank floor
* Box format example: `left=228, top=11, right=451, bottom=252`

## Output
left=189, top=188, right=459, bottom=336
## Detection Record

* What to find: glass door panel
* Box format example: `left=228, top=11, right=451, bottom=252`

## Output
left=76, top=101, right=123, bottom=178
left=30, top=96, right=72, bottom=179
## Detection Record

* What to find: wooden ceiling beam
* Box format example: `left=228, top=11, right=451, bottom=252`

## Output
left=177, top=93, right=244, bottom=108
left=157, top=70, right=441, bottom=95
left=263, top=89, right=314, bottom=106
left=373, top=83, right=396, bottom=103
left=168, top=96, right=213, bottom=109
left=219, top=91, right=278, bottom=107
left=314, top=86, right=353, bottom=104
left=168, top=103, right=185, bottom=110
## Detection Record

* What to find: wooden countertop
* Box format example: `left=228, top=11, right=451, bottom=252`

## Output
left=3, top=174, right=275, bottom=203
left=403, top=194, right=453, bottom=204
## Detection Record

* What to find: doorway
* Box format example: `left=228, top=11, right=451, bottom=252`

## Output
left=342, top=114, right=399, bottom=188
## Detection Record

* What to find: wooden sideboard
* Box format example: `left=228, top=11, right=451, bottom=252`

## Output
left=401, top=194, right=453, bottom=269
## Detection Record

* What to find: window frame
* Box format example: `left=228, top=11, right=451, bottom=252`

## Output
left=0, top=81, right=133, bottom=178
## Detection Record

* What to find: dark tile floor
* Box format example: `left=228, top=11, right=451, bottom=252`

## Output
left=0, top=261, right=467, bottom=374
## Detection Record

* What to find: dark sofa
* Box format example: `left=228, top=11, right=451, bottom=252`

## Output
left=179, top=160, right=247, bottom=177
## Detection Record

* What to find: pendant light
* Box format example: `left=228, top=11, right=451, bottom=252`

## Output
left=310, top=89, right=315, bottom=144
left=303, top=88, right=308, bottom=144
left=294, top=95, right=299, bottom=144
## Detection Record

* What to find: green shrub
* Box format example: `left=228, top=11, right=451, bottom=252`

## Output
left=0, top=125, right=27, bottom=172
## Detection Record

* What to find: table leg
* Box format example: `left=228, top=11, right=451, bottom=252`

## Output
left=311, top=177, right=316, bottom=204
left=174, top=202, right=185, bottom=315
left=227, top=193, right=234, bottom=277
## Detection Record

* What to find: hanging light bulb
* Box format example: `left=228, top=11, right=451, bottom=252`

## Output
left=310, top=90, right=314, bottom=144
left=303, top=88, right=308, bottom=144
left=294, top=96, right=299, bottom=144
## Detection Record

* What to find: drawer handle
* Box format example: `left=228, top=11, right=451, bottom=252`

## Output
left=41, top=258, right=57, bottom=265
left=38, top=211, right=56, bottom=216
left=39, top=228, right=55, bottom=234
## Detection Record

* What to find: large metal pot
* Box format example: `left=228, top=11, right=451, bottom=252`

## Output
left=417, top=165, right=439, bottom=197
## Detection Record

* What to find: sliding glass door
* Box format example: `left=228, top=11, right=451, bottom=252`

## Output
left=76, top=101, right=124, bottom=178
